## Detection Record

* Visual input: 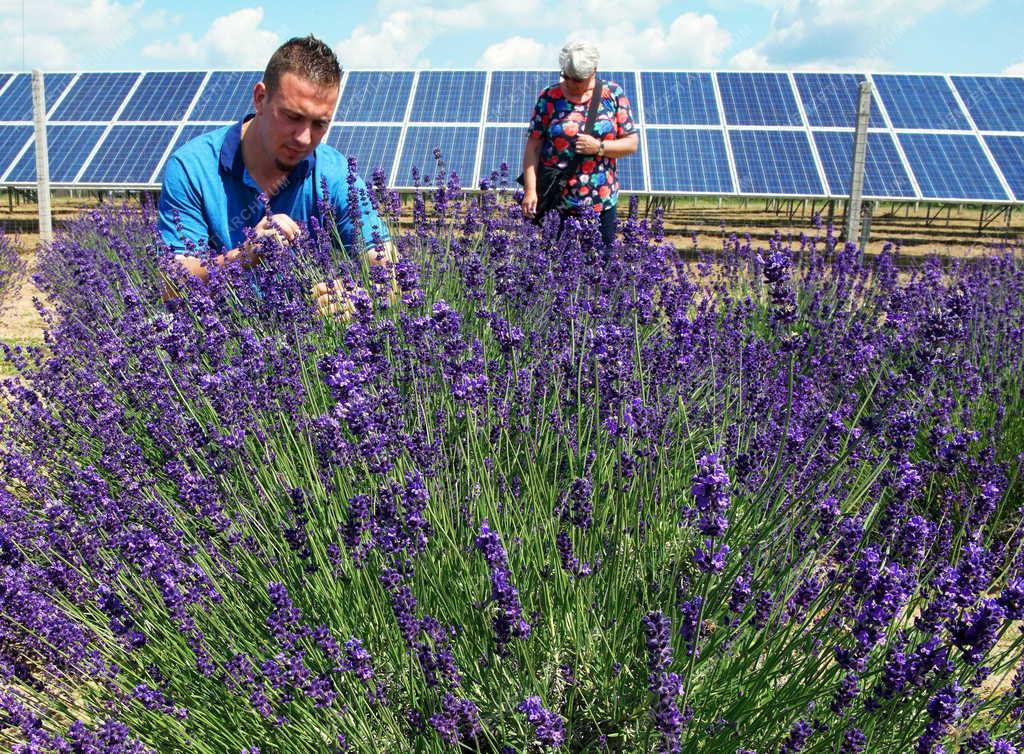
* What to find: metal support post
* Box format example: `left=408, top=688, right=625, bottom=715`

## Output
left=31, top=69, right=52, bottom=245
left=845, top=80, right=873, bottom=246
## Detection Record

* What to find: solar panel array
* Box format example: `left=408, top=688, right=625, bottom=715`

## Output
left=0, top=69, right=1022, bottom=202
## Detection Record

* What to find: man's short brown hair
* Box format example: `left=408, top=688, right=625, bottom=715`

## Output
left=263, top=35, right=341, bottom=96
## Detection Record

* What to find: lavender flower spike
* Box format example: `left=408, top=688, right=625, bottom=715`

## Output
left=475, top=520, right=531, bottom=652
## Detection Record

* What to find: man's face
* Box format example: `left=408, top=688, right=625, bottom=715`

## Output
left=252, top=71, right=338, bottom=173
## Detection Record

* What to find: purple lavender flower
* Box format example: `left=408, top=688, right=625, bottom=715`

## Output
left=475, top=521, right=531, bottom=652
left=429, top=693, right=482, bottom=746
left=518, top=696, right=566, bottom=748
left=643, top=611, right=684, bottom=753
left=779, top=719, right=812, bottom=753
left=691, top=452, right=731, bottom=538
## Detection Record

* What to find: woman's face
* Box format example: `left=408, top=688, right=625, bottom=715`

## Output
left=561, top=72, right=595, bottom=99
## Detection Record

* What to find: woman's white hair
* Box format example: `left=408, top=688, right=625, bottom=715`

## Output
left=559, top=40, right=599, bottom=80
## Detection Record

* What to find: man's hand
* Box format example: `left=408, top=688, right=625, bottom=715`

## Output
left=310, top=280, right=357, bottom=320
left=521, top=188, right=538, bottom=219
left=254, top=213, right=302, bottom=245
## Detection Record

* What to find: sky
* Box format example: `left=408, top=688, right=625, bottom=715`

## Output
left=0, top=0, right=1022, bottom=75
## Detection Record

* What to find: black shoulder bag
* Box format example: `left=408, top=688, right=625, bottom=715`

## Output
left=518, top=80, right=603, bottom=221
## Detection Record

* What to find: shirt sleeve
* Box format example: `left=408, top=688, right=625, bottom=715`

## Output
left=330, top=168, right=391, bottom=255
left=157, top=154, right=212, bottom=254
left=527, top=90, right=548, bottom=140
left=612, top=84, right=637, bottom=138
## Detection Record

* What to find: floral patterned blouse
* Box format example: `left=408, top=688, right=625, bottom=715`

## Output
left=528, top=80, right=637, bottom=213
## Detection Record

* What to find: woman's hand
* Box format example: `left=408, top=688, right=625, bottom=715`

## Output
left=575, top=133, right=603, bottom=155
left=521, top=188, right=538, bottom=218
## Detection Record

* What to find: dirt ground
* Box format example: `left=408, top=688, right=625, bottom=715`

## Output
left=2, top=194, right=1022, bottom=346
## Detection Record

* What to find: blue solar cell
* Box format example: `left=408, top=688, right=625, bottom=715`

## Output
left=640, top=72, right=718, bottom=126
left=983, top=135, right=1024, bottom=201
left=812, top=130, right=915, bottom=198
left=718, top=73, right=802, bottom=126
left=730, top=130, right=823, bottom=195
left=952, top=76, right=1024, bottom=132
left=50, top=73, right=139, bottom=122
left=153, top=124, right=225, bottom=183
left=7, top=125, right=106, bottom=182
left=79, top=125, right=177, bottom=184
left=0, top=74, right=10, bottom=92
left=899, top=133, right=1007, bottom=200
left=118, top=72, right=206, bottom=122
left=0, top=126, right=33, bottom=181
left=337, top=71, right=413, bottom=122
left=478, top=126, right=524, bottom=183
left=873, top=75, right=969, bottom=131
left=189, top=71, right=261, bottom=122
left=646, top=129, right=732, bottom=193
left=395, top=126, right=479, bottom=187
left=600, top=71, right=635, bottom=93
left=326, top=125, right=402, bottom=179
left=613, top=135, right=645, bottom=192
left=0, top=73, right=75, bottom=121
left=489, top=71, right=558, bottom=123
left=794, top=73, right=885, bottom=128
left=409, top=71, right=486, bottom=123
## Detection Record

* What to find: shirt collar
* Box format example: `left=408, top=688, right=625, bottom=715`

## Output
left=219, top=114, right=317, bottom=184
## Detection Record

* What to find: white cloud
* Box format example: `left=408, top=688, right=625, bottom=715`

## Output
left=142, top=7, right=280, bottom=68
left=339, top=1, right=730, bottom=70
left=476, top=36, right=552, bottom=69
left=0, top=0, right=159, bottom=69
left=729, top=0, right=969, bottom=70
left=1004, top=61, right=1024, bottom=76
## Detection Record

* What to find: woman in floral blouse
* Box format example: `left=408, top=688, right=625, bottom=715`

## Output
left=521, top=40, right=639, bottom=246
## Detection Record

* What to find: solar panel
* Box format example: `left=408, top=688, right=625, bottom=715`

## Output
left=189, top=71, right=261, bottom=122
left=337, top=71, right=413, bottom=123
left=982, top=135, right=1024, bottom=201
left=118, top=72, right=206, bottom=122
left=812, top=130, right=915, bottom=198
left=730, top=130, right=824, bottom=196
left=50, top=73, right=139, bottom=122
left=872, top=74, right=969, bottom=131
left=794, top=73, right=885, bottom=128
left=718, top=73, right=802, bottom=127
left=0, top=73, right=75, bottom=121
left=489, top=71, right=557, bottom=123
left=326, top=125, right=402, bottom=180
left=479, top=125, right=524, bottom=182
left=0, top=74, right=10, bottom=92
left=79, top=125, right=177, bottom=184
left=0, top=126, right=33, bottom=181
left=640, top=72, right=718, bottom=126
left=613, top=137, right=646, bottom=192
left=951, top=76, right=1024, bottom=132
left=409, top=71, right=485, bottom=123
left=152, top=124, right=225, bottom=183
left=395, top=125, right=479, bottom=187
left=899, top=133, right=1007, bottom=200
left=646, top=128, right=732, bottom=193
left=7, top=125, right=106, bottom=182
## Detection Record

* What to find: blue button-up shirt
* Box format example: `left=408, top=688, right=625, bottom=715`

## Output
left=157, top=118, right=388, bottom=255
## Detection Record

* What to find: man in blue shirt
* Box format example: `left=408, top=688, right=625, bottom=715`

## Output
left=157, top=35, right=393, bottom=313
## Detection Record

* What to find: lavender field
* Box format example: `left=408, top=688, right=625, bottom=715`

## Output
left=1, top=168, right=1023, bottom=753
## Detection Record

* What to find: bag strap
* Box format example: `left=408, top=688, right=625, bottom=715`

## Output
left=564, top=79, right=603, bottom=176
left=584, top=79, right=603, bottom=136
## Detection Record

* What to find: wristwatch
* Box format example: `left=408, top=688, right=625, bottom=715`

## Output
left=597, top=141, right=605, bottom=157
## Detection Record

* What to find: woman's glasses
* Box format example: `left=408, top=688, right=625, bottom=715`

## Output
left=563, top=74, right=590, bottom=83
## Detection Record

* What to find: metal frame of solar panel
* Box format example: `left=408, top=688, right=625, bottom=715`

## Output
left=0, top=69, right=1021, bottom=204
